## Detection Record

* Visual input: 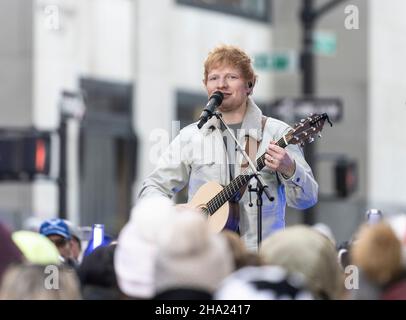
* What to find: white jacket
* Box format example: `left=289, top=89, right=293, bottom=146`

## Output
left=138, top=98, right=318, bottom=250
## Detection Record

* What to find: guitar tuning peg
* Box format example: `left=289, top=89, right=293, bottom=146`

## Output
left=307, top=137, right=315, bottom=144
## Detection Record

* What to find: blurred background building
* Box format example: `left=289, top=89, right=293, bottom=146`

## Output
left=0, top=0, right=405, bottom=242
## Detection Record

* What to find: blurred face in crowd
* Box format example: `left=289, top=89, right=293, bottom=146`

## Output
left=204, top=64, right=250, bottom=114
left=47, top=234, right=72, bottom=260
left=70, top=237, right=81, bottom=261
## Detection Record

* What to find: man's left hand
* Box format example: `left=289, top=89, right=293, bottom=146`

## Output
left=265, top=142, right=296, bottom=178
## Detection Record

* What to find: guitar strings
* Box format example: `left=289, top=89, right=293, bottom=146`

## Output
left=205, top=137, right=286, bottom=215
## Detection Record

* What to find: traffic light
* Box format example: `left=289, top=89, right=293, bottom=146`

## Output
left=334, top=157, right=357, bottom=198
left=0, top=130, right=57, bottom=181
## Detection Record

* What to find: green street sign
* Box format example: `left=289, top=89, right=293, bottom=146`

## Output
left=253, top=51, right=297, bottom=72
left=313, top=31, right=337, bottom=56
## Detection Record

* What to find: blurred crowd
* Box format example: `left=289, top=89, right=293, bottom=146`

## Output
left=1, top=197, right=406, bottom=300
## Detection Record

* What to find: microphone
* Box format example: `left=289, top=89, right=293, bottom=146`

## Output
left=197, top=91, right=224, bottom=129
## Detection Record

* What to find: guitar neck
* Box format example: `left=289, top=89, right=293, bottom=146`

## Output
left=206, top=135, right=289, bottom=214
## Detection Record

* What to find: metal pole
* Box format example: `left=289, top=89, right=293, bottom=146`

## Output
left=58, top=117, right=67, bottom=220
left=299, top=0, right=347, bottom=225
left=301, top=0, right=317, bottom=225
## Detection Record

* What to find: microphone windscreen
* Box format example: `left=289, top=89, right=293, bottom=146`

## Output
left=210, top=91, right=224, bottom=104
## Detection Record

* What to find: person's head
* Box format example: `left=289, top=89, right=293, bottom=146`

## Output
left=78, top=244, right=121, bottom=300
left=12, top=231, right=60, bottom=266
left=259, top=225, right=344, bottom=300
left=203, top=45, right=257, bottom=113
left=69, top=236, right=81, bottom=262
left=0, top=264, right=81, bottom=300
left=351, top=222, right=403, bottom=286
left=114, top=196, right=177, bottom=299
left=39, top=219, right=72, bottom=261
left=222, top=230, right=263, bottom=270
left=62, top=220, right=82, bottom=262
left=0, top=223, right=23, bottom=283
left=154, top=211, right=233, bottom=297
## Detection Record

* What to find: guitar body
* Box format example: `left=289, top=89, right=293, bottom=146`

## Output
left=188, top=181, right=240, bottom=233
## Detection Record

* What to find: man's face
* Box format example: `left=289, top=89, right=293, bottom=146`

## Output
left=205, top=65, right=250, bottom=113
left=47, top=234, right=72, bottom=260
left=70, top=237, right=81, bottom=261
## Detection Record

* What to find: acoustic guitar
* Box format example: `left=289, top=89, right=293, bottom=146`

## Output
left=186, top=113, right=332, bottom=233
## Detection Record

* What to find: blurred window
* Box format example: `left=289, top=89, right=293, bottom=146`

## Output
left=78, top=78, right=137, bottom=237
left=177, top=0, right=271, bottom=22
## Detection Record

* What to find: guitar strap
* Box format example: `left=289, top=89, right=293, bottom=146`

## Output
left=235, top=115, right=268, bottom=200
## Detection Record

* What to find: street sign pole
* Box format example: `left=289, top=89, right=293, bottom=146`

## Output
left=300, top=0, right=347, bottom=225
left=301, top=0, right=316, bottom=225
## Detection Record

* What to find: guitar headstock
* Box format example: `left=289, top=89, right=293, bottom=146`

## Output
left=286, top=113, right=332, bottom=147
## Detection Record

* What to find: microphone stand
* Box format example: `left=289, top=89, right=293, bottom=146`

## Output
left=213, top=111, right=274, bottom=250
